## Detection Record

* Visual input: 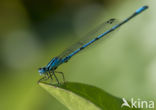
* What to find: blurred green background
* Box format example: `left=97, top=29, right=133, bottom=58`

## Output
left=0, top=0, right=155, bottom=110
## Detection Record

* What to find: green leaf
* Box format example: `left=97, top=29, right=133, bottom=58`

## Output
left=39, top=82, right=140, bottom=110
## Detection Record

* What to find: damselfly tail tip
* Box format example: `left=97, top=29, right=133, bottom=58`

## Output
left=136, top=5, right=149, bottom=14
left=143, top=5, right=149, bottom=9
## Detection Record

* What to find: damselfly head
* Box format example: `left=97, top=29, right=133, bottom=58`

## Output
left=38, top=67, right=46, bottom=75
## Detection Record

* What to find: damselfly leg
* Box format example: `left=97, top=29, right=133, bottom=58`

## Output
left=52, top=71, right=60, bottom=84
left=38, top=74, right=49, bottom=83
left=48, top=72, right=53, bottom=80
left=55, top=71, right=65, bottom=83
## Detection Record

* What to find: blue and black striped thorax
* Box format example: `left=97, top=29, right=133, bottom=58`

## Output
left=46, top=57, right=62, bottom=71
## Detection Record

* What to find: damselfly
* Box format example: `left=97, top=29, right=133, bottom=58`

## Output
left=38, top=6, right=148, bottom=84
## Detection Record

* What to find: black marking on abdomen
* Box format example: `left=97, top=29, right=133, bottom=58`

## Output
left=95, top=37, right=99, bottom=40
left=80, top=47, right=84, bottom=50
